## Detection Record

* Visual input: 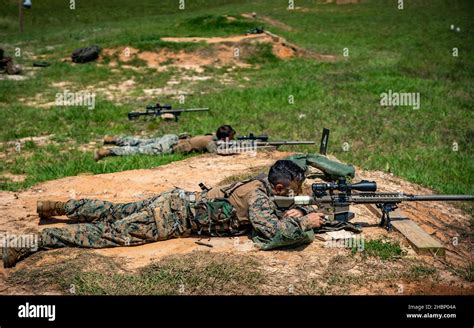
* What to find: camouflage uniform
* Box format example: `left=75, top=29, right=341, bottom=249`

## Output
left=0, top=49, right=21, bottom=75
left=172, top=135, right=217, bottom=154
left=109, top=134, right=217, bottom=156
left=109, top=134, right=179, bottom=156
left=39, top=178, right=316, bottom=250
left=40, top=190, right=191, bottom=249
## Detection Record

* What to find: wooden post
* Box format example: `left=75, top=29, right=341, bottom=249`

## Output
left=19, top=0, right=24, bottom=33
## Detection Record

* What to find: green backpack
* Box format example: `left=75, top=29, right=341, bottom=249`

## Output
left=192, top=198, right=239, bottom=236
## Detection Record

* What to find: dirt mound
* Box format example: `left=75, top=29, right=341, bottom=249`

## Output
left=0, top=151, right=472, bottom=295
left=0, top=152, right=286, bottom=239
left=101, top=31, right=336, bottom=73
left=102, top=45, right=249, bottom=73
left=161, top=34, right=272, bottom=44
left=161, top=31, right=336, bottom=61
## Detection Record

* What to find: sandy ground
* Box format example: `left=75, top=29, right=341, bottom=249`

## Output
left=102, top=31, right=337, bottom=73
left=102, top=32, right=299, bottom=74
left=0, top=151, right=472, bottom=295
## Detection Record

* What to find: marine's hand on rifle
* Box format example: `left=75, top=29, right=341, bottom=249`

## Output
left=301, top=212, right=325, bottom=229
left=284, top=208, right=304, bottom=218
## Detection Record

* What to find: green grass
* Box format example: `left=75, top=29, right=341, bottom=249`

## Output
left=0, top=0, right=473, bottom=198
left=451, top=262, right=474, bottom=282
left=183, top=14, right=257, bottom=33
left=244, top=43, right=279, bottom=65
left=464, top=263, right=474, bottom=282
left=8, top=250, right=264, bottom=295
left=408, top=265, right=437, bottom=279
left=75, top=254, right=263, bottom=295
left=359, top=239, right=404, bottom=261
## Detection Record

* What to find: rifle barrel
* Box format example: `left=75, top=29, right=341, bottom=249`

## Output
left=408, top=195, right=474, bottom=201
left=162, top=108, right=209, bottom=113
left=256, top=141, right=315, bottom=146
left=344, top=193, right=474, bottom=203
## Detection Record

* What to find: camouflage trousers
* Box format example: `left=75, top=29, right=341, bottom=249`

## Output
left=109, top=134, right=178, bottom=156
left=40, top=190, right=194, bottom=249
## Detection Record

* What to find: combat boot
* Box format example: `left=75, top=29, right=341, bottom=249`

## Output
left=37, top=200, right=66, bottom=218
left=94, top=148, right=113, bottom=161
left=103, top=135, right=118, bottom=145
left=2, top=236, right=40, bottom=268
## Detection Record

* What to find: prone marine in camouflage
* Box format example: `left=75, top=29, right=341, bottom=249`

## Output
left=2, top=160, right=326, bottom=268
left=94, top=125, right=236, bottom=160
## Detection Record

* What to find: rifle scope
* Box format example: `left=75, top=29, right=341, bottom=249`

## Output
left=146, top=103, right=172, bottom=110
left=312, top=178, right=377, bottom=195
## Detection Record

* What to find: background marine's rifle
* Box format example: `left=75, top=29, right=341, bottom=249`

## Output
left=272, top=177, right=474, bottom=231
left=216, top=139, right=315, bottom=154
left=236, top=134, right=315, bottom=146
left=128, top=102, right=209, bottom=121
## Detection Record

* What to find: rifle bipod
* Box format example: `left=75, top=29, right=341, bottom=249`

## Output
left=376, top=203, right=398, bottom=231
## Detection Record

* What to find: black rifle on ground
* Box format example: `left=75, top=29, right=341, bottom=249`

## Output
left=128, top=103, right=209, bottom=121
left=272, top=177, right=474, bottom=231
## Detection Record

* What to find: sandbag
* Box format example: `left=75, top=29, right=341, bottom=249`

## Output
left=285, top=153, right=355, bottom=179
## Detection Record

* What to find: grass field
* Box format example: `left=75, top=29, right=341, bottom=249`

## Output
left=0, top=0, right=473, bottom=197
